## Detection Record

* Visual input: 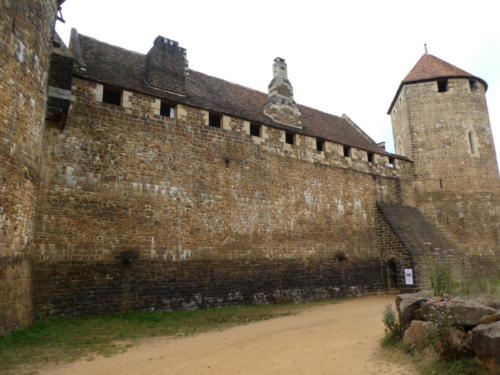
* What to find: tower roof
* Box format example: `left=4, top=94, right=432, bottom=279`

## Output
left=388, top=54, right=487, bottom=114
left=403, top=54, right=484, bottom=84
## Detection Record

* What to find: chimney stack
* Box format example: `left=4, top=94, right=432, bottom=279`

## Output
left=263, top=57, right=302, bottom=128
left=145, top=36, right=188, bottom=95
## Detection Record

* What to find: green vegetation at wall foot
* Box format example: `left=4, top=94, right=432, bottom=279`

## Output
left=0, top=302, right=321, bottom=375
left=417, top=358, right=485, bottom=375
left=381, top=340, right=486, bottom=375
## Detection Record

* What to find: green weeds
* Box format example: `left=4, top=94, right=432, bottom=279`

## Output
left=0, top=302, right=316, bottom=374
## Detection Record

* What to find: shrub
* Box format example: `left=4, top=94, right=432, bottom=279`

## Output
left=382, top=303, right=400, bottom=345
left=429, top=260, right=456, bottom=296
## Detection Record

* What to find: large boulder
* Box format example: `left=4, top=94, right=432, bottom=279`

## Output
left=472, top=321, right=500, bottom=375
left=403, top=320, right=435, bottom=355
left=396, top=293, right=428, bottom=335
left=480, top=313, right=500, bottom=325
left=403, top=320, right=473, bottom=359
left=478, top=300, right=500, bottom=311
left=444, top=327, right=473, bottom=359
left=418, top=298, right=495, bottom=327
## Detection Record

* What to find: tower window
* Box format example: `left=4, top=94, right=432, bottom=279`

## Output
left=468, top=130, right=477, bottom=154
left=209, top=113, right=221, bottom=128
left=469, top=79, right=478, bottom=91
left=160, top=101, right=176, bottom=118
left=316, top=138, right=324, bottom=152
left=285, top=132, right=295, bottom=145
left=388, top=157, right=395, bottom=168
left=250, top=123, right=261, bottom=137
left=367, top=152, right=374, bottom=163
left=102, top=85, right=123, bottom=106
left=343, top=145, right=351, bottom=157
left=437, top=79, right=448, bottom=92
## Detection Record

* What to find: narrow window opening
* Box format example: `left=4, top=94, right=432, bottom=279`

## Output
left=160, top=101, right=176, bottom=118
left=250, top=123, right=261, bottom=137
left=469, top=79, right=478, bottom=91
left=343, top=145, right=351, bottom=157
left=285, top=132, right=295, bottom=145
left=388, top=157, right=395, bottom=168
left=121, top=258, right=132, bottom=266
left=439, top=179, right=443, bottom=189
left=468, top=130, right=477, bottom=154
left=223, top=157, right=230, bottom=167
left=437, top=79, right=448, bottom=92
left=446, top=216, right=450, bottom=225
left=102, top=85, right=123, bottom=106
left=367, top=152, right=374, bottom=163
left=334, top=251, right=348, bottom=262
left=316, top=138, right=324, bottom=152
left=209, top=113, right=221, bottom=128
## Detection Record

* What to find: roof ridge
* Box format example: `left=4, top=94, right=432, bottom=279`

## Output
left=75, top=32, right=406, bottom=159
left=188, top=70, right=268, bottom=99
left=189, top=70, right=346, bottom=122
left=78, top=34, right=348, bottom=125
left=78, top=33, right=146, bottom=58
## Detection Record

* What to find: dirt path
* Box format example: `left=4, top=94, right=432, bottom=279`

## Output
left=40, top=295, right=416, bottom=375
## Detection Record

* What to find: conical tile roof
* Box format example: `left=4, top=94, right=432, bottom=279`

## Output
left=388, top=54, right=487, bottom=113
left=403, top=54, right=481, bottom=84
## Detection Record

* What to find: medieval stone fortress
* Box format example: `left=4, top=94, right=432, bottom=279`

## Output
left=1, top=0, right=499, bottom=335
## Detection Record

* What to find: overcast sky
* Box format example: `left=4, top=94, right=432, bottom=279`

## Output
left=56, top=0, right=500, bottom=161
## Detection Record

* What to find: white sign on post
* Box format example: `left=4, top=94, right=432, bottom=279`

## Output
left=404, top=269, right=414, bottom=285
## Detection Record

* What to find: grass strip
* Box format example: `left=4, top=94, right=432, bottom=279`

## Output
left=0, top=300, right=331, bottom=374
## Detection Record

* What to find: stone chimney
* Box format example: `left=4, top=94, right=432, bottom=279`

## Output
left=263, top=57, right=302, bottom=128
left=145, top=36, right=188, bottom=95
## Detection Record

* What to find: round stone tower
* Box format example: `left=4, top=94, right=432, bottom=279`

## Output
left=389, top=53, right=500, bottom=259
left=0, top=0, right=63, bottom=334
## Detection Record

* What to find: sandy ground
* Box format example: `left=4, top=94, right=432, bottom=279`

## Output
left=40, top=295, right=416, bottom=375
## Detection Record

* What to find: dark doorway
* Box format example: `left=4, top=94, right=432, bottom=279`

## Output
left=387, top=259, right=398, bottom=289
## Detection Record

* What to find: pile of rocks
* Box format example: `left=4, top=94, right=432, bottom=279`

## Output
left=396, top=293, right=500, bottom=375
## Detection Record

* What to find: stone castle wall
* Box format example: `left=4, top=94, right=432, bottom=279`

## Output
left=391, top=78, right=500, bottom=256
left=2, top=6, right=497, bottom=332
left=32, top=78, right=414, bottom=316
left=0, top=0, right=58, bottom=334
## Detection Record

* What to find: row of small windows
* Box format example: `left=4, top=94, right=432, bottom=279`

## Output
left=437, top=79, right=479, bottom=93
left=101, top=85, right=395, bottom=166
left=102, top=85, right=176, bottom=118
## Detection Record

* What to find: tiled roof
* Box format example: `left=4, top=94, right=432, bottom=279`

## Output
left=72, top=32, right=404, bottom=158
left=403, top=54, right=484, bottom=85
left=388, top=54, right=487, bottom=114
